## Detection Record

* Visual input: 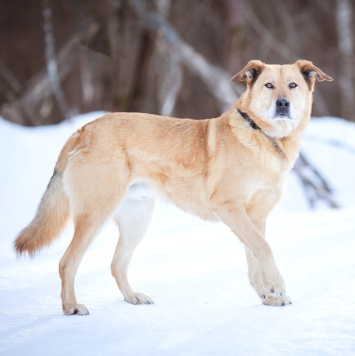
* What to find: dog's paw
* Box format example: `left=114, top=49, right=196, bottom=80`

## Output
left=262, top=271, right=286, bottom=296
left=124, top=293, right=154, bottom=305
left=63, top=303, right=90, bottom=316
left=261, top=293, right=291, bottom=307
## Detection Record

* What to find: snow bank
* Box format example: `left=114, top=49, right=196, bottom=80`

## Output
left=1, top=113, right=354, bottom=355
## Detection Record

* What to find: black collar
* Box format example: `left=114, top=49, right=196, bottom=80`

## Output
left=237, top=108, right=285, bottom=156
left=237, top=109, right=261, bottom=130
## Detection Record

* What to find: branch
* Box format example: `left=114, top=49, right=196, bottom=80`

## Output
left=304, top=134, right=355, bottom=155
left=242, top=2, right=297, bottom=61
left=42, top=0, right=71, bottom=119
left=155, top=0, right=182, bottom=117
left=128, top=0, right=243, bottom=112
left=0, top=60, right=21, bottom=99
left=0, top=22, right=99, bottom=125
left=294, top=152, right=339, bottom=208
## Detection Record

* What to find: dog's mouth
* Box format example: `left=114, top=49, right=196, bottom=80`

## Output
left=275, top=112, right=290, bottom=119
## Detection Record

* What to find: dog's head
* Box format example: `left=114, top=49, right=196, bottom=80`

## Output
left=231, top=60, right=333, bottom=138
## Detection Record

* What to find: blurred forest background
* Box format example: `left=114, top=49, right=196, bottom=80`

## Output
left=0, top=0, right=353, bottom=127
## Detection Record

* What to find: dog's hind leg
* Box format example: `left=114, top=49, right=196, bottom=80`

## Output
left=59, top=213, right=108, bottom=315
left=111, top=197, right=155, bottom=305
left=59, top=164, right=126, bottom=315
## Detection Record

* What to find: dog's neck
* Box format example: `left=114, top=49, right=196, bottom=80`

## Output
left=237, top=109, right=261, bottom=131
left=237, top=108, right=286, bottom=157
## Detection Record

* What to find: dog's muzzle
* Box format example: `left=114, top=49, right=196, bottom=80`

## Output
left=275, top=97, right=290, bottom=118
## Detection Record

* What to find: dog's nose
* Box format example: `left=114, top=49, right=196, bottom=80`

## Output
left=276, top=97, right=290, bottom=109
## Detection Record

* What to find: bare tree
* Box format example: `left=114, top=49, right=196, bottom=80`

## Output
left=336, top=0, right=354, bottom=121
left=242, top=1, right=297, bottom=62
left=0, top=22, right=99, bottom=125
left=42, top=0, right=71, bottom=119
left=128, top=0, right=243, bottom=113
left=155, top=0, right=182, bottom=116
left=0, top=0, right=347, bottom=122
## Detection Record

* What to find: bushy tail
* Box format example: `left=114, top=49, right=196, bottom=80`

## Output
left=14, top=134, right=78, bottom=257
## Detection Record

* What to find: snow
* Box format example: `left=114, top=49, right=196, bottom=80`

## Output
left=1, top=113, right=355, bottom=355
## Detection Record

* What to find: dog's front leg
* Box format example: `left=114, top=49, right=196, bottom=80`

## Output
left=215, top=204, right=291, bottom=306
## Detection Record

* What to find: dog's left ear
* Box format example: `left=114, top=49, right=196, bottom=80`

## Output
left=231, top=60, right=266, bottom=84
left=296, top=60, right=333, bottom=83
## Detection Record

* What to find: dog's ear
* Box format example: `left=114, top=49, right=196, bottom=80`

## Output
left=231, top=60, right=265, bottom=84
left=296, top=60, right=333, bottom=83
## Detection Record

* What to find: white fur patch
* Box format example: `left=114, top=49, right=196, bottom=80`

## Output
left=125, top=182, right=157, bottom=201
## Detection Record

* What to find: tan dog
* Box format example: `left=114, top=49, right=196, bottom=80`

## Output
left=14, top=60, right=332, bottom=315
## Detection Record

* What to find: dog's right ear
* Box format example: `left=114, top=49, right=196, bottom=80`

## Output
left=231, top=60, right=265, bottom=84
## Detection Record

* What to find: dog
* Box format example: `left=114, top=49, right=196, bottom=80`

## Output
left=14, top=60, right=332, bottom=315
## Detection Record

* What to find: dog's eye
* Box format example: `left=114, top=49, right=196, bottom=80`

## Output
left=289, top=82, right=298, bottom=89
left=265, top=83, right=274, bottom=89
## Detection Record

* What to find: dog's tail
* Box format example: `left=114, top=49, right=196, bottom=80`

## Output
left=14, top=134, right=78, bottom=257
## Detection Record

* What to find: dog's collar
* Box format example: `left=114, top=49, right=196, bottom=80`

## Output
left=237, top=109, right=261, bottom=131
left=237, top=108, right=285, bottom=157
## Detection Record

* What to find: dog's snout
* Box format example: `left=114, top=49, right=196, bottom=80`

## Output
left=276, top=97, right=290, bottom=109
left=275, top=97, right=290, bottom=118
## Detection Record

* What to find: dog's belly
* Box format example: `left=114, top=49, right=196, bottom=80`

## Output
left=120, top=181, right=218, bottom=222
left=123, top=182, right=158, bottom=201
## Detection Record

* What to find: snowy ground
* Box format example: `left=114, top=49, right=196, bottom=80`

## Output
left=1, top=113, right=355, bottom=355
